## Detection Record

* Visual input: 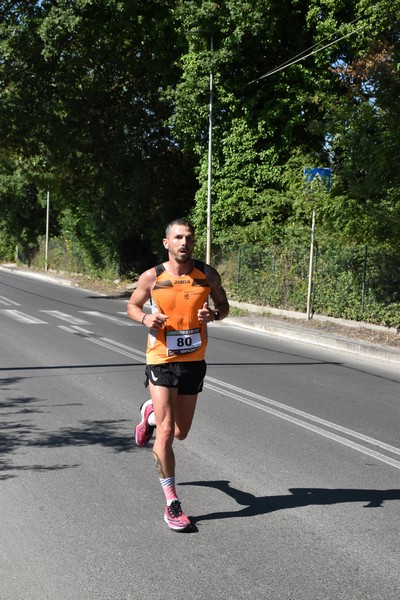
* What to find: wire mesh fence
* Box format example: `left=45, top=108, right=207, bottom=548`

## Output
left=214, top=242, right=400, bottom=328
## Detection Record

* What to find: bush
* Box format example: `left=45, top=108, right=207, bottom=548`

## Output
left=29, top=236, right=120, bottom=280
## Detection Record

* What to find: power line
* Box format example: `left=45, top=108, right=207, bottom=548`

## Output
left=246, top=18, right=365, bottom=86
left=260, top=16, right=363, bottom=74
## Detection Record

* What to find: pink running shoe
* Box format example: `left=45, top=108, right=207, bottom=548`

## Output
left=164, top=500, right=191, bottom=531
left=135, top=399, right=155, bottom=446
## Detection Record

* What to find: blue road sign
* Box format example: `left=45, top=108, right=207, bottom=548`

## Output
left=304, top=167, right=332, bottom=191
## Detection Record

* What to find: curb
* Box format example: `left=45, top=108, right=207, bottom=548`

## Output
left=221, top=316, right=400, bottom=365
left=0, top=264, right=73, bottom=286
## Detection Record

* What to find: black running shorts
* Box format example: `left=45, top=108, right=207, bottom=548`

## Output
left=144, top=361, right=207, bottom=395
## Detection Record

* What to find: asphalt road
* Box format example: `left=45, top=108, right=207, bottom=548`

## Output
left=1, top=268, right=399, bottom=600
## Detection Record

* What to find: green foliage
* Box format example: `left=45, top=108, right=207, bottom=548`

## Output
left=30, top=234, right=120, bottom=279
left=0, top=0, right=399, bottom=327
left=172, top=0, right=331, bottom=243
left=169, top=0, right=400, bottom=256
left=0, top=0, right=197, bottom=272
left=0, top=157, right=45, bottom=261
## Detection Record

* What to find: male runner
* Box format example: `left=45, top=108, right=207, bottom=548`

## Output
left=127, top=218, right=229, bottom=531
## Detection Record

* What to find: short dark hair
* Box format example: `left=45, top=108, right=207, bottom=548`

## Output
left=165, top=218, right=195, bottom=238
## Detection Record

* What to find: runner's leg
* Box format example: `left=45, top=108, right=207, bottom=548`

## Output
left=149, top=382, right=177, bottom=478
left=149, top=383, right=196, bottom=530
left=174, top=394, right=198, bottom=440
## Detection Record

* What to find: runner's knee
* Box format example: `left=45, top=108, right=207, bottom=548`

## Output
left=174, top=429, right=189, bottom=441
left=156, top=419, right=175, bottom=445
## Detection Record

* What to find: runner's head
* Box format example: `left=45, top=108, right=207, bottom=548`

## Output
left=163, top=219, right=195, bottom=264
left=165, top=219, right=195, bottom=239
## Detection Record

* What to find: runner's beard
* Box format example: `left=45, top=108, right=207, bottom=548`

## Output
left=175, top=249, right=191, bottom=264
left=176, top=254, right=190, bottom=264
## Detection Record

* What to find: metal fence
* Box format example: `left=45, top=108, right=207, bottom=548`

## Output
left=214, top=243, right=400, bottom=327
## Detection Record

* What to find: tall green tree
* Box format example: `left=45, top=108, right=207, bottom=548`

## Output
left=171, top=0, right=400, bottom=248
left=310, top=0, right=400, bottom=245
left=1, top=0, right=399, bottom=270
left=0, top=157, right=45, bottom=262
left=0, top=0, right=197, bottom=271
left=171, top=0, right=334, bottom=244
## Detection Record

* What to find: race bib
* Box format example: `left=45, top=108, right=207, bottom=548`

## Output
left=166, top=328, right=202, bottom=356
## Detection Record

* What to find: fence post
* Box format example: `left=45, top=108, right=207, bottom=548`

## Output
left=361, top=245, right=368, bottom=311
left=237, top=247, right=241, bottom=288
left=306, top=208, right=316, bottom=319
left=45, top=190, right=50, bottom=271
left=271, top=252, right=275, bottom=306
left=311, top=243, right=318, bottom=314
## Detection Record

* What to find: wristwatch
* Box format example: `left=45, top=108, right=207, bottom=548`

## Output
left=213, top=309, right=221, bottom=321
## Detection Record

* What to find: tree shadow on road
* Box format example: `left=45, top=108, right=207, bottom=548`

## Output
left=1, top=390, right=136, bottom=479
left=180, top=480, right=400, bottom=525
left=32, top=419, right=136, bottom=453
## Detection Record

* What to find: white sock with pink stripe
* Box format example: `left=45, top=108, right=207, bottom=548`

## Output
left=160, top=476, right=179, bottom=506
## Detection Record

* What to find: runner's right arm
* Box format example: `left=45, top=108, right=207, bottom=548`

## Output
left=127, top=269, right=168, bottom=330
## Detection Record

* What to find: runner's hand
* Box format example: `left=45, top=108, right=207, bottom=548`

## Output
left=198, top=302, right=213, bottom=323
left=143, top=313, right=168, bottom=329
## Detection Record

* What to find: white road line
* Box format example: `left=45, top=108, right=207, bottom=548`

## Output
left=40, top=310, right=89, bottom=325
left=205, top=378, right=400, bottom=470
left=59, top=326, right=145, bottom=362
left=94, top=336, right=146, bottom=361
left=99, top=337, right=146, bottom=357
left=69, top=326, right=93, bottom=334
left=117, top=311, right=141, bottom=324
left=89, top=338, right=145, bottom=361
left=79, top=311, right=134, bottom=326
left=55, top=327, right=400, bottom=470
left=58, top=325, right=93, bottom=335
left=1, top=310, right=48, bottom=324
left=206, top=376, right=400, bottom=456
left=0, top=296, right=20, bottom=306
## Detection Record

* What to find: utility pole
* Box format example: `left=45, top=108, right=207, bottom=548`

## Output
left=45, top=190, right=50, bottom=271
left=187, top=29, right=214, bottom=264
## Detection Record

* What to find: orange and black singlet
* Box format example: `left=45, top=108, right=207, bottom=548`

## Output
left=146, top=260, right=211, bottom=364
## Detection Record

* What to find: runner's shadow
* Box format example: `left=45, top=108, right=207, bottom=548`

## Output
left=180, top=480, right=400, bottom=525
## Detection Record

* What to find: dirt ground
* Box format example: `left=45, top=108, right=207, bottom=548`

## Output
left=260, top=313, right=400, bottom=349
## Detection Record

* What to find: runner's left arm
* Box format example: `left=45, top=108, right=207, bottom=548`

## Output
left=198, top=265, right=229, bottom=322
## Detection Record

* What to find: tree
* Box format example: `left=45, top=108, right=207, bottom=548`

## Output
left=0, top=157, right=45, bottom=262
left=169, top=1, right=339, bottom=244
left=0, top=0, right=197, bottom=272
left=171, top=0, right=400, bottom=249
left=1, top=0, right=399, bottom=271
